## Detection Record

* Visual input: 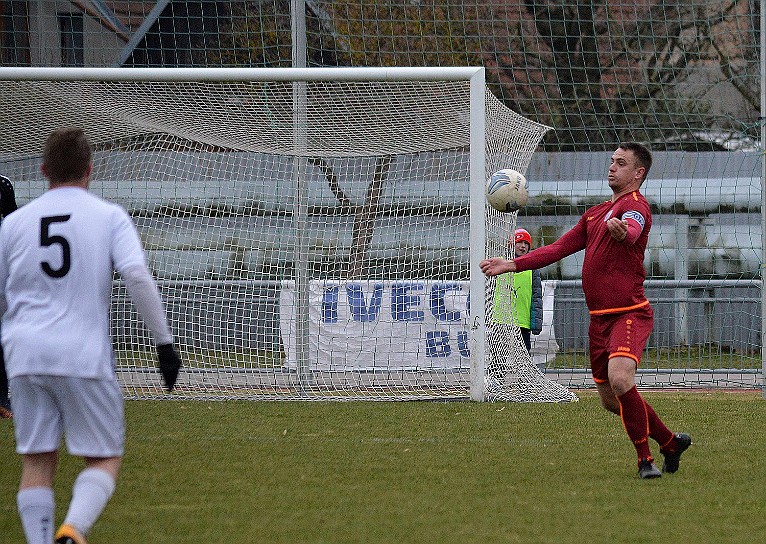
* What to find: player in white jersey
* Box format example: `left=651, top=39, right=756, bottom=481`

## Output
left=0, top=128, right=182, bottom=544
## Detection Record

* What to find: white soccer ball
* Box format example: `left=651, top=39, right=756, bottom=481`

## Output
left=486, top=169, right=529, bottom=213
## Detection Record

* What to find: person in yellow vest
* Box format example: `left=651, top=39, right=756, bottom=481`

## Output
left=491, top=228, right=543, bottom=354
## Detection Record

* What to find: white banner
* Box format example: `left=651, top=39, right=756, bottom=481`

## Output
left=279, top=280, right=558, bottom=371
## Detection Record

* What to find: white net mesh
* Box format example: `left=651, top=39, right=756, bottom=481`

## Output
left=0, top=70, right=575, bottom=402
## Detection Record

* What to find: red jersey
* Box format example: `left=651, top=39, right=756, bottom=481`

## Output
left=513, top=190, right=652, bottom=314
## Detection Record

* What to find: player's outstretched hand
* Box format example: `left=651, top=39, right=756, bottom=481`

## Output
left=157, top=343, right=182, bottom=392
left=479, top=257, right=515, bottom=277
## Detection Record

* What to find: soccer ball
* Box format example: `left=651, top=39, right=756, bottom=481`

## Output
left=486, top=169, right=529, bottom=213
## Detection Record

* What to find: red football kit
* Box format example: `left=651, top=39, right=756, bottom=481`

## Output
left=513, top=190, right=653, bottom=381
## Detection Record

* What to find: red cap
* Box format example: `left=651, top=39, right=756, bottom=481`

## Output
left=514, top=228, right=533, bottom=247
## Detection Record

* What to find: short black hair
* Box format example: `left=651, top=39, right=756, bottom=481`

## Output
left=619, top=142, right=652, bottom=181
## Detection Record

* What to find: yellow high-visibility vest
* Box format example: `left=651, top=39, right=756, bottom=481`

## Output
left=492, top=269, right=532, bottom=328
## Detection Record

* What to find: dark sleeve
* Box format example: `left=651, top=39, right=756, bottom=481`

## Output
left=0, top=176, right=18, bottom=218
left=530, top=269, right=543, bottom=335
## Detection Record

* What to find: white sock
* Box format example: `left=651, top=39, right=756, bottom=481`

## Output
left=63, top=467, right=116, bottom=536
left=17, top=487, right=55, bottom=544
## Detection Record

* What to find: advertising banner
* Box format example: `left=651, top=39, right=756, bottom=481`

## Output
left=279, top=280, right=558, bottom=370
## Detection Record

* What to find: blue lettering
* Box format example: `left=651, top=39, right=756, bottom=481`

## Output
left=429, top=283, right=463, bottom=322
left=346, top=283, right=383, bottom=322
left=425, top=331, right=452, bottom=357
left=391, top=282, right=425, bottom=322
left=321, top=286, right=339, bottom=323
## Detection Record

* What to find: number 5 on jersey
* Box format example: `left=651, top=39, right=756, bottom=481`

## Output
left=40, top=215, right=72, bottom=278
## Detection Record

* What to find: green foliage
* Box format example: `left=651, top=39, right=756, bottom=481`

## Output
left=2, top=393, right=765, bottom=543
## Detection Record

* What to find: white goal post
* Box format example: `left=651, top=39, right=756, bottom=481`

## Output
left=0, top=66, right=576, bottom=402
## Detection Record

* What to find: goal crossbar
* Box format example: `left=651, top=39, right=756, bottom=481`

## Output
left=0, top=66, right=485, bottom=82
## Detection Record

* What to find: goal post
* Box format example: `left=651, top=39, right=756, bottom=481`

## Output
left=0, top=66, right=576, bottom=402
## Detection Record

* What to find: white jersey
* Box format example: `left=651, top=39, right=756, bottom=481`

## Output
left=0, top=187, right=147, bottom=379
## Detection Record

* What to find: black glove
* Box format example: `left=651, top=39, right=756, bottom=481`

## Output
left=0, top=175, right=17, bottom=218
left=157, top=344, right=181, bottom=392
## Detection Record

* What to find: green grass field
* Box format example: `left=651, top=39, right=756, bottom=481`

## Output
left=1, top=391, right=765, bottom=544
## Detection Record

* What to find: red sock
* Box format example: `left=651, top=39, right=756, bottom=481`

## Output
left=617, top=386, right=652, bottom=461
left=644, top=401, right=675, bottom=451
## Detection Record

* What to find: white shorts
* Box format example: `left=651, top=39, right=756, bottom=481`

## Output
left=10, top=375, right=125, bottom=457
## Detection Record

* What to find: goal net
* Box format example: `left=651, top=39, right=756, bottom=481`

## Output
left=0, top=67, right=576, bottom=402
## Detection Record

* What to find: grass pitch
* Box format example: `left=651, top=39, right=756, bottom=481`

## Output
left=1, top=391, right=765, bottom=544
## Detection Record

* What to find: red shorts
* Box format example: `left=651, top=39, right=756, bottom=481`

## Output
left=588, top=304, right=654, bottom=384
